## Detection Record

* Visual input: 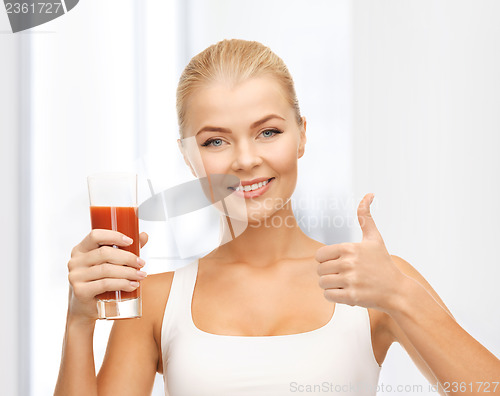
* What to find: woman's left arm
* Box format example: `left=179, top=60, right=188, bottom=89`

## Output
left=387, top=254, right=500, bottom=395
left=315, top=193, right=500, bottom=396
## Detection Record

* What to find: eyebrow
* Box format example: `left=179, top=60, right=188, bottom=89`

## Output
left=195, top=114, right=285, bottom=136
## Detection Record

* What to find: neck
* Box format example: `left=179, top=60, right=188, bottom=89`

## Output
left=210, top=199, right=312, bottom=267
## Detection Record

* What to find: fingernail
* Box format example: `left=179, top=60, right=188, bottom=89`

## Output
left=130, top=281, right=140, bottom=288
left=137, top=257, right=145, bottom=267
left=123, top=236, right=133, bottom=244
left=370, top=194, right=375, bottom=204
left=137, top=270, right=147, bottom=278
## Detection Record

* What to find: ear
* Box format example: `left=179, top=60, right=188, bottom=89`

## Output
left=297, top=116, right=307, bottom=159
left=177, top=138, right=197, bottom=178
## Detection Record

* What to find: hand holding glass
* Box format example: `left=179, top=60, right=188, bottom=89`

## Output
left=87, top=172, right=142, bottom=319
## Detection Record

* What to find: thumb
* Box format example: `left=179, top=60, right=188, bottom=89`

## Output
left=357, top=193, right=381, bottom=242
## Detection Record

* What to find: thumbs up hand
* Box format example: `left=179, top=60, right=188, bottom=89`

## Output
left=315, top=194, right=407, bottom=313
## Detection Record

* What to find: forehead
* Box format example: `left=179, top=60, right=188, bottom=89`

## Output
left=184, top=76, right=291, bottom=136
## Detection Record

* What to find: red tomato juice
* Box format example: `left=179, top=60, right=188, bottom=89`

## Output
left=90, top=206, right=140, bottom=301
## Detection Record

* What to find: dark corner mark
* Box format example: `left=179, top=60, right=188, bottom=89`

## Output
left=3, top=0, right=80, bottom=33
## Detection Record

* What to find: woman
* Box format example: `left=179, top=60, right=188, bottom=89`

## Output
left=55, top=39, right=500, bottom=395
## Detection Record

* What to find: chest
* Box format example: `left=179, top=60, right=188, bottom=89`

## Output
left=156, top=262, right=392, bottom=375
left=163, top=263, right=386, bottom=395
left=191, top=267, right=391, bottom=366
left=191, top=263, right=340, bottom=337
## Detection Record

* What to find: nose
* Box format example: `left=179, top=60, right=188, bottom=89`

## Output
left=231, top=141, right=263, bottom=172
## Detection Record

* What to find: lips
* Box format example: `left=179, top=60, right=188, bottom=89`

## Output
left=228, top=177, right=274, bottom=190
left=232, top=177, right=275, bottom=198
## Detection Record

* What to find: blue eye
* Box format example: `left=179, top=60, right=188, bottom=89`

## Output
left=260, top=128, right=284, bottom=140
left=201, top=138, right=224, bottom=147
left=200, top=129, right=283, bottom=148
left=262, top=129, right=281, bottom=138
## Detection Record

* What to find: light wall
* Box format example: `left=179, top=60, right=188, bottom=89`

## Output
left=351, top=0, right=500, bottom=392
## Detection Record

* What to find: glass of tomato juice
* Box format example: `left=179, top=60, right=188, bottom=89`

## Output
left=87, top=172, right=141, bottom=319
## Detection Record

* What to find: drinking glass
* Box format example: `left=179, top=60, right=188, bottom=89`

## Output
left=87, top=172, right=142, bottom=319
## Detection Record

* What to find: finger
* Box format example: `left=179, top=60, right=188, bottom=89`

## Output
left=78, top=229, right=134, bottom=253
left=323, top=288, right=353, bottom=305
left=315, top=242, right=354, bottom=263
left=318, top=273, right=347, bottom=290
left=315, top=244, right=342, bottom=263
left=79, top=263, right=147, bottom=283
left=139, top=232, right=149, bottom=248
left=86, top=278, right=141, bottom=298
left=317, top=259, right=348, bottom=276
left=357, top=193, right=382, bottom=242
left=83, top=246, right=144, bottom=269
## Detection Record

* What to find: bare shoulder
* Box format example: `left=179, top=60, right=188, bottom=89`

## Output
left=390, top=255, right=454, bottom=317
left=376, top=255, right=456, bottom=386
left=144, top=271, right=175, bottom=320
left=383, top=255, right=456, bottom=336
left=131, top=271, right=175, bottom=337
left=365, top=254, right=456, bottom=369
left=96, top=270, right=175, bottom=393
left=112, top=270, right=175, bottom=349
left=390, top=255, right=435, bottom=289
left=142, top=270, right=175, bottom=317
left=143, top=271, right=175, bottom=373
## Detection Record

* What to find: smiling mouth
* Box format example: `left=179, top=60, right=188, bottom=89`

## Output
left=228, top=177, right=275, bottom=192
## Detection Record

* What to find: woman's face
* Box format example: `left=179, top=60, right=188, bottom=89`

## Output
left=178, top=76, right=306, bottom=224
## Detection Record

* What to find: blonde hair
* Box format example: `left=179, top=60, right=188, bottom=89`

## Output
left=176, top=38, right=303, bottom=139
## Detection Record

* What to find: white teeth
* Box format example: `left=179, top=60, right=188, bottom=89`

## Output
left=235, top=179, right=271, bottom=192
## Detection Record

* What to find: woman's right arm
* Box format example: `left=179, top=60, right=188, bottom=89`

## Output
left=54, top=309, right=99, bottom=395
left=54, top=229, right=149, bottom=396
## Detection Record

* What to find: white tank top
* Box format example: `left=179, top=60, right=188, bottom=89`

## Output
left=161, top=259, right=382, bottom=395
